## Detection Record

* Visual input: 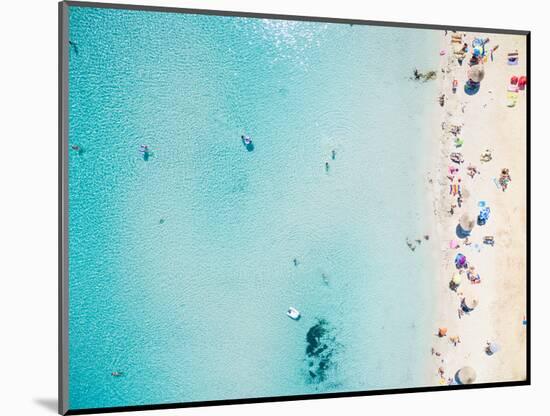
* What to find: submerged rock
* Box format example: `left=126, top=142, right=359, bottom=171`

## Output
left=305, top=319, right=339, bottom=383
left=412, top=69, right=437, bottom=82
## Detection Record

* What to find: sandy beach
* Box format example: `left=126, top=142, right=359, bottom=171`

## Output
left=425, top=30, right=527, bottom=386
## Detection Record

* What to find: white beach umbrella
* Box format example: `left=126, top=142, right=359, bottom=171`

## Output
left=487, top=342, right=501, bottom=354
left=463, top=297, right=479, bottom=310
left=459, top=213, right=475, bottom=232
left=468, top=66, right=485, bottom=83
left=457, top=366, right=477, bottom=384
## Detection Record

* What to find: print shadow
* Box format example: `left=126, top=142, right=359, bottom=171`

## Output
left=34, top=398, right=57, bottom=413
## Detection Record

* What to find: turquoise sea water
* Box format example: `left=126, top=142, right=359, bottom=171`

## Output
left=68, top=6, right=440, bottom=410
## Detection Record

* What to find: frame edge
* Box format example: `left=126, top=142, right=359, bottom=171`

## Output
left=59, top=1, right=70, bottom=415
left=57, top=2, right=531, bottom=414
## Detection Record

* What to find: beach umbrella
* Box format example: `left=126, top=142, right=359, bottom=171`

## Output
left=487, top=342, right=501, bottom=355
left=450, top=240, right=459, bottom=249
left=468, top=66, right=485, bottom=83
left=462, top=296, right=479, bottom=310
left=455, top=253, right=467, bottom=267
left=518, top=76, right=527, bottom=90
left=457, top=366, right=477, bottom=384
left=510, top=75, right=518, bottom=85
left=459, top=213, right=476, bottom=232
left=452, top=274, right=462, bottom=285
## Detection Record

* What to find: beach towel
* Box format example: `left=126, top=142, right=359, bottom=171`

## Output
left=478, top=207, right=491, bottom=225
left=451, top=35, right=463, bottom=44
left=450, top=184, right=459, bottom=196
left=506, top=91, right=518, bottom=108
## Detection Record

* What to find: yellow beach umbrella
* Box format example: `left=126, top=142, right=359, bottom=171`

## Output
left=452, top=274, right=462, bottom=285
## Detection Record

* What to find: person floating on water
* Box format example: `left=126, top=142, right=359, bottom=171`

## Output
left=241, top=135, right=254, bottom=151
left=71, top=144, right=83, bottom=155
left=69, top=40, right=78, bottom=55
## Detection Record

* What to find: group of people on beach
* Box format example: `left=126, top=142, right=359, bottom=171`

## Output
left=430, top=30, right=522, bottom=386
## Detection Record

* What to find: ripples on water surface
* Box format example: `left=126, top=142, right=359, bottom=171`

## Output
left=68, top=6, right=440, bottom=409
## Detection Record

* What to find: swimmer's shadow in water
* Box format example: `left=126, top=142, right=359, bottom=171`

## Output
left=141, top=151, right=155, bottom=161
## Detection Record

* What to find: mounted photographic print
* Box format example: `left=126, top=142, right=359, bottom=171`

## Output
left=59, top=1, right=530, bottom=414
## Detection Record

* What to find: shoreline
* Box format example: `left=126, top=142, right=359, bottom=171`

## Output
left=424, top=30, right=527, bottom=386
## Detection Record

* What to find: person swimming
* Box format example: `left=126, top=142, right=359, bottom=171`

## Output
left=139, top=144, right=150, bottom=161
left=69, top=40, right=78, bottom=55
left=71, top=144, right=83, bottom=155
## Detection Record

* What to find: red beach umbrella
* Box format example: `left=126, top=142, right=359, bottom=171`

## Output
left=518, top=76, right=527, bottom=90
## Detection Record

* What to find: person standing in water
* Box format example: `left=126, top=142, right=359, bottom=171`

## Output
left=325, top=162, right=330, bottom=173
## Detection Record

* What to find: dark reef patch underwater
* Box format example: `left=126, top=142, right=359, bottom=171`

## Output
left=305, top=319, right=340, bottom=384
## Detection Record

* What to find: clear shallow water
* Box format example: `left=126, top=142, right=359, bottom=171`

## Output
left=68, top=6, right=440, bottom=410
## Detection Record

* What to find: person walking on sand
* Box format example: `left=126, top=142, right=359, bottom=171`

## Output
left=499, top=168, right=511, bottom=191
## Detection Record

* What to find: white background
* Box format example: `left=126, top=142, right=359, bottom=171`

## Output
left=0, top=0, right=546, bottom=415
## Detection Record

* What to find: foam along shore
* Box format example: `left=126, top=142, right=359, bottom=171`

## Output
left=426, top=30, right=527, bottom=386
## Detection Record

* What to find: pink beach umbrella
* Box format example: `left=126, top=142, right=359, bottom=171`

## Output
left=450, top=240, right=459, bottom=249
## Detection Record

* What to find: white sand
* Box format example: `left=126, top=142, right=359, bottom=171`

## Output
left=424, top=31, right=527, bottom=386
